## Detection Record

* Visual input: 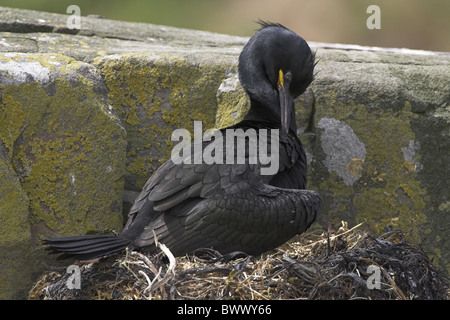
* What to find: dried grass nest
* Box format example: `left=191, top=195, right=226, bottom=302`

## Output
left=30, top=222, right=449, bottom=300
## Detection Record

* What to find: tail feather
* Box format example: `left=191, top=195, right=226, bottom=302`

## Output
left=58, top=241, right=126, bottom=254
left=43, top=234, right=133, bottom=260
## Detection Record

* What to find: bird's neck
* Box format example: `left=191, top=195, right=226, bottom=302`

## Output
left=243, top=98, right=298, bottom=134
left=243, top=98, right=280, bottom=126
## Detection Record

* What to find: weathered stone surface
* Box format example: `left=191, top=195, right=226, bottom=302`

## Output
left=0, top=52, right=126, bottom=235
left=0, top=7, right=448, bottom=298
left=307, top=49, right=449, bottom=266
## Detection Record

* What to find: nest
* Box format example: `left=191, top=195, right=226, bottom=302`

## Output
left=29, top=222, right=448, bottom=300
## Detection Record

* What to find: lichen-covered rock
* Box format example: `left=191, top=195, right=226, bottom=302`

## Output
left=0, top=6, right=449, bottom=298
left=0, top=52, right=126, bottom=236
left=307, top=49, right=449, bottom=271
left=0, top=144, right=30, bottom=246
left=0, top=52, right=126, bottom=298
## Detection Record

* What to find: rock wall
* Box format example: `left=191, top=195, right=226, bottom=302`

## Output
left=0, top=7, right=449, bottom=298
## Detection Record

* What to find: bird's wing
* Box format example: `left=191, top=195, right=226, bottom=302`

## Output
left=186, top=185, right=321, bottom=255
left=124, top=129, right=309, bottom=239
left=134, top=183, right=321, bottom=256
left=124, top=131, right=320, bottom=255
left=125, top=139, right=264, bottom=226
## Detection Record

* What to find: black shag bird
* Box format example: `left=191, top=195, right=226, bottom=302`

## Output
left=44, top=22, right=321, bottom=260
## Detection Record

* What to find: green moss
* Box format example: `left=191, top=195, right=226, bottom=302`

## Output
left=1, top=56, right=125, bottom=237
left=215, top=77, right=250, bottom=128
left=0, top=157, right=30, bottom=246
left=0, top=94, right=27, bottom=158
left=318, top=171, right=356, bottom=226
left=0, top=242, right=43, bottom=299
left=314, top=91, right=428, bottom=240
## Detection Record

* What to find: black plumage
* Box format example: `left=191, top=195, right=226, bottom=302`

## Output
left=44, top=22, right=321, bottom=260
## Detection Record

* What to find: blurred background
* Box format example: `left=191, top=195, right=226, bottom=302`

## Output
left=1, top=0, right=449, bottom=52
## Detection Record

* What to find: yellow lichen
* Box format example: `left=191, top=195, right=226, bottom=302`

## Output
left=1, top=56, right=125, bottom=237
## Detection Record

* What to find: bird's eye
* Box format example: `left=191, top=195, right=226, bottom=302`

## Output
left=284, top=71, right=292, bottom=83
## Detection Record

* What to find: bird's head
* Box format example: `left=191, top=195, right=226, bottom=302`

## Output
left=239, top=22, right=315, bottom=133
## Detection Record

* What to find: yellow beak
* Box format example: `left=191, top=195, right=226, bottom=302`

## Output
left=278, top=69, right=292, bottom=134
